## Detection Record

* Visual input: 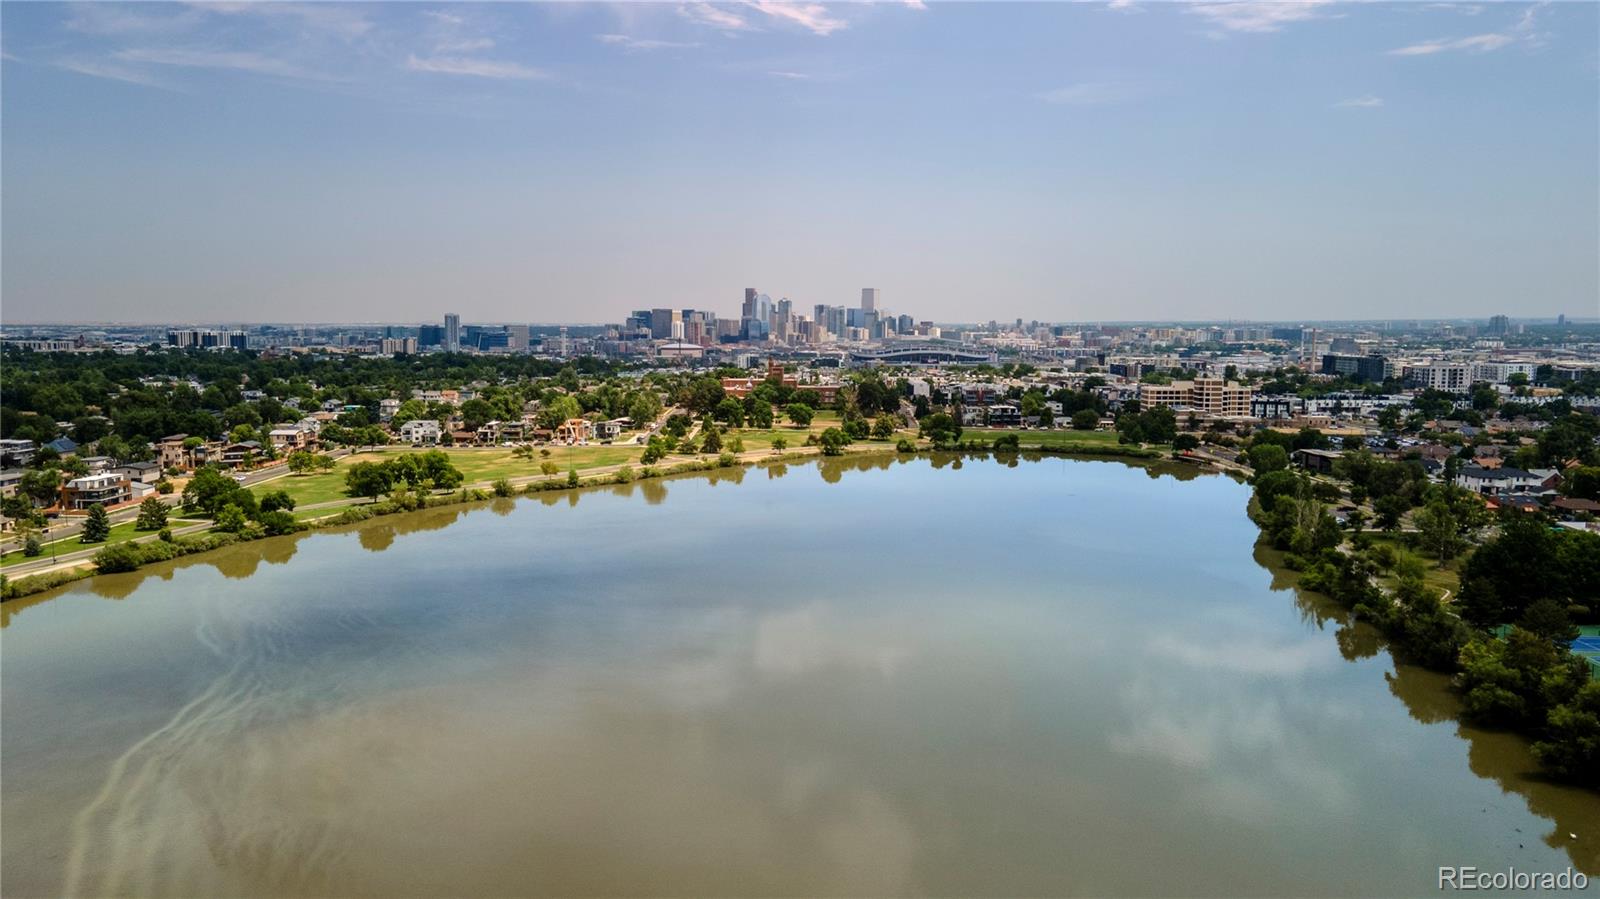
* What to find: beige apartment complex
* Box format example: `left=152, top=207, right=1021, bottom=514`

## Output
left=1139, top=376, right=1256, bottom=418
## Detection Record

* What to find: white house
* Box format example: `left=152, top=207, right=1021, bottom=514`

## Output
left=398, top=420, right=443, bottom=445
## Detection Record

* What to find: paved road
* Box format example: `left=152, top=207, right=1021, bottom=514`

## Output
left=1, top=520, right=216, bottom=579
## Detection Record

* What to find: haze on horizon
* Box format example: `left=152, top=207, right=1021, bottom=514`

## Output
left=1, top=1, right=1596, bottom=326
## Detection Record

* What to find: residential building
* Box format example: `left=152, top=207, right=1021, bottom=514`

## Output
left=60, top=472, right=132, bottom=510
left=554, top=418, right=596, bottom=444
left=219, top=440, right=263, bottom=467
left=444, top=313, right=461, bottom=352
left=115, top=461, right=162, bottom=484
left=1408, top=363, right=1471, bottom=393
left=1139, top=376, right=1255, bottom=418
left=1320, top=354, right=1389, bottom=382
left=398, top=420, right=443, bottom=445
left=0, top=439, right=36, bottom=467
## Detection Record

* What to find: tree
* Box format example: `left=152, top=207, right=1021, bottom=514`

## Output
left=135, top=496, right=168, bottom=530
left=80, top=503, right=111, bottom=543
left=1071, top=409, right=1099, bottom=431
left=258, top=510, right=298, bottom=536
left=460, top=398, right=495, bottom=432
left=1564, top=466, right=1600, bottom=501
left=700, top=424, right=723, bottom=454
left=628, top=391, right=664, bottom=429
left=537, top=394, right=583, bottom=430
left=213, top=503, right=248, bottom=533
left=919, top=412, right=961, bottom=447
left=819, top=427, right=850, bottom=456
left=714, top=397, right=745, bottom=428
left=540, top=460, right=561, bottom=477
left=1248, top=444, right=1289, bottom=474
left=258, top=490, right=296, bottom=513
left=1413, top=501, right=1463, bottom=562
left=567, top=468, right=580, bottom=488
left=1518, top=596, right=1580, bottom=645
left=345, top=461, right=393, bottom=502
left=746, top=400, right=775, bottom=429
left=18, top=467, right=62, bottom=507
left=1532, top=682, right=1600, bottom=787
left=785, top=403, right=814, bottom=428
left=491, top=478, right=515, bottom=497
left=872, top=415, right=897, bottom=440
left=1172, top=433, right=1200, bottom=452
left=771, top=436, right=788, bottom=452
left=23, top=535, right=42, bottom=557
left=287, top=450, right=314, bottom=474
left=1372, top=494, right=1408, bottom=532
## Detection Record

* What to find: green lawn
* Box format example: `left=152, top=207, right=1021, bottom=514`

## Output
left=961, top=428, right=1164, bottom=450
left=1366, top=533, right=1462, bottom=600
left=1, top=517, right=204, bottom=567
left=255, top=444, right=650, bottom=508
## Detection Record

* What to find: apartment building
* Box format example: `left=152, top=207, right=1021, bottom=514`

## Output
left=1139, top=376, right=1255, bottom=418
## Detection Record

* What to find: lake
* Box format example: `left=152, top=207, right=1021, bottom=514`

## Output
left=3, top=454, right=1596, bottom=896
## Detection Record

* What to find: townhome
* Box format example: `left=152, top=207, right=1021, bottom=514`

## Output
left=157, top=434, right=194, bottom=470
left=219, top=440, right=264, bottom=468
left=1457, top=466, right=1545, bottom=496
left=985, top=404, right=1023, bottom=428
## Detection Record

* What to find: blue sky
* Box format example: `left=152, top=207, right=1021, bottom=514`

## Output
left=2, top=1, right=1595, bottom=324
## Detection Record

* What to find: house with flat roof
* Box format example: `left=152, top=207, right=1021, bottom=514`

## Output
left=116, top=461, right=162, bottom=484
left=554, top=418, right=595, bottom=444
left=61, top=472, right=131, bottom=511
left=1294, top=448, right=1344, bottom=475
left=0, top=439, right=36, bottom=467
left=397, top=419, right=443, bottom=445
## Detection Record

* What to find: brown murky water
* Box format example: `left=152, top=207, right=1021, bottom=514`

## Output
left=3, top=455, right=1596, bottom=896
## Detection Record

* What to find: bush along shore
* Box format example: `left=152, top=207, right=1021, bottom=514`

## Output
left=1247, top=470, right=1599, bottom=789
left=0, top=454, right=776, bottom=603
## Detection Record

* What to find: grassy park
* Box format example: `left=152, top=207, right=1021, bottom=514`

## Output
left=0, top=517, right=206, bottom=568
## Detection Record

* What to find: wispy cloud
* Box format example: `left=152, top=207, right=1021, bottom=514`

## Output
left=191, top=3, right=373, bottom=41
left=1185, top=1, right=1335, bottom=34
left=768, top=70, right=812, bottom=80
left=1037, top=81, right=1149, bottom=106
left=55, top=57, right=171, bottom=88
left=595, top=34, right=701, bottom=51
left=113, top=47, right=318, bottom=80
left=902, top=0, right=928, bottom=10
left=1389, top=33, right=1513, bottom=55
left=677, top=3, right=755, bottom=33
left=1389, top=2, right=1546, bottom=56
left=1334, top=95, right=1383, bottom=108
left=405, top=54, right=547, bottom=80
left=1107, top=0, right=1144, bottom=13
left=64, top=4, right=206, bottom=36
left=743, top=1, right=848, bottom=36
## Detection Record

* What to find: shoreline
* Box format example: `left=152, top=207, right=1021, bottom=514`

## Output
left=0, top=440, right=1211, bottom=603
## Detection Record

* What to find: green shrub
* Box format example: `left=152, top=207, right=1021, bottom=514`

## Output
left=93, top=543, right=142, bottom=573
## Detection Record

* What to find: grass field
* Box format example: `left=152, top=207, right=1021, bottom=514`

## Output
left=960, top=428, right=1174, bottom=453
left=1, top=517, right=205, bottom=567
left=255, top=444, right=652, bottom=507
left=1366, top=533, right=1462, bottom=600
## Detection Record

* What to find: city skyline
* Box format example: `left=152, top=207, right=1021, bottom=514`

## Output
left=2, top=1, right=1597, bottom=324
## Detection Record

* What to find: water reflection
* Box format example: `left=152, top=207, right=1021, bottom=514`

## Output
left=4, top=453, right=1596, bottom=895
